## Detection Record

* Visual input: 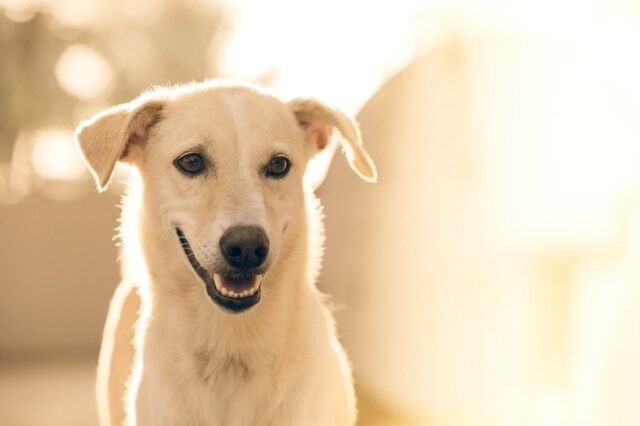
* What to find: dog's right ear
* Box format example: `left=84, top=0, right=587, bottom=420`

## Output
left=288, top=97, right=377, bottom=186
left=75, top=99, right=164, bottom=192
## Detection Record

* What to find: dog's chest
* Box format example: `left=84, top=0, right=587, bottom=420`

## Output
left=139, top=352, right=284, bottom=425
left=136, top=360, right=277, bottom=426
left=193, top=351, right=252, bottom=387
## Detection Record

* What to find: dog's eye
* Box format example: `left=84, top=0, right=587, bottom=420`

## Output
left=174, top=152, right=206, bottom=176
left=265, top=156, right=291, bottom=178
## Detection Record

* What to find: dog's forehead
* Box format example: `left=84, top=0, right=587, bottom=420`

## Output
left=161, top=86, right=300, bottom=151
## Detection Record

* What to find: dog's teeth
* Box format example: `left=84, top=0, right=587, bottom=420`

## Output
left=213, top=274, right=263, bottom=298
left=247, top=276, right=262, bottom=295
left=213, top=274, right=223, bottom=291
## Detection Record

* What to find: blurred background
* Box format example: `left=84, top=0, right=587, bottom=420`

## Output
left=1, top=0, right=640, bottom=425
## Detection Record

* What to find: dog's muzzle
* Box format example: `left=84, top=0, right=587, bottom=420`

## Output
left=176, top=227, right=265, bottom=313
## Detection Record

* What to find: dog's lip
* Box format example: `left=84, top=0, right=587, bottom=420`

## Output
left=175, top=227, right=262, bottom=313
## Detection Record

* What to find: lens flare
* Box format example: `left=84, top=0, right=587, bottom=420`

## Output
left=30, top=128, right=86, bottom=181
left=54, top=44, right=114, bottom=100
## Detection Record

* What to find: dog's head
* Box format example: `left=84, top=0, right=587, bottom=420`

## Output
left=75, top=81, right=376, bottom=313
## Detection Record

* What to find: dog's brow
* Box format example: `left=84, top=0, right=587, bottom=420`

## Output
left=268, top=142, right=291, bottom=157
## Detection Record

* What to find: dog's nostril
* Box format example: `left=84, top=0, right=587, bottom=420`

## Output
left=228, top=246, right=242, bottom=257
left=255, top=246, right=267, bottom=258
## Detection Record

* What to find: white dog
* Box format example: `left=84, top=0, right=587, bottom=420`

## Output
left=75, top=80, right=377, bottom=426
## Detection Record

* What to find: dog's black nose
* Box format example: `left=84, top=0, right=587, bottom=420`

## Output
left=219, top=225, right=269, bottom=270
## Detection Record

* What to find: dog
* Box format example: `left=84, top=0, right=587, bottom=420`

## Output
left=75, top=80, right=377, bottom=425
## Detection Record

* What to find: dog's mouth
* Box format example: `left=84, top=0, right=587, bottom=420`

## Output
left=213, top=273, right=261, bottom=299
left=176, top=227, right=262, bottom=313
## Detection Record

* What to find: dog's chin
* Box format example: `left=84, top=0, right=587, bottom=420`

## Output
left=176, top=227, right=263, bottom=313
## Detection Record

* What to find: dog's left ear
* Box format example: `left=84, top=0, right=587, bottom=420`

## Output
left=288, top=97, right=377, bottom=184
left=75, top=98, right=164, bottom=191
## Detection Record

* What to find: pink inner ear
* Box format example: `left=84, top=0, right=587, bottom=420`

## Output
left=302, top=120, right=332, bottom=151
left=121, top=103, right=163, bottom=159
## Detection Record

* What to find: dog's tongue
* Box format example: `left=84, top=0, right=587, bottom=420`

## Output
left=220, top=275, right=258, bottom=292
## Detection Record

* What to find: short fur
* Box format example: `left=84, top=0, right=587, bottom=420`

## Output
left=75, top=80, right=376, bottom=426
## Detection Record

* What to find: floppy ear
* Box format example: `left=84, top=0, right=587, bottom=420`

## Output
left=288, top=97, right=377, bottom=184
left=75, top=99, right=164, bottom=191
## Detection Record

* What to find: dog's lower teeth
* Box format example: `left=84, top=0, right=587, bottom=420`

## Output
left=213, top=274, right=262, bottom=298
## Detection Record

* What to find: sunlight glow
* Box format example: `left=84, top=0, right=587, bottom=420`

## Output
left=535, top=390, right=567, bottom=426
left=55, top=44, right=114, bottom=101
left=46, top=0, right=103, bottom=28
left=30, top=128, right=86, bottom=181
left=0, top=0, right=37, bottom=22
left=218, top=0, right=415, bottom=112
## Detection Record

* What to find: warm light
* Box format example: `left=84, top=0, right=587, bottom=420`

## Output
left=535, top=390, right=568, bottom=426
left=54, top=44, right=114, bottom=101
left=30, top=128, right=86, bottom=181
left=46, top=0, right=103, bottom=28
left=218, top=0, right=415, bottom=112
left=0, top=0, right=37, bottom=22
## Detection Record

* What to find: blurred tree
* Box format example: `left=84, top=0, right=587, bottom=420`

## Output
left=0, top=0, right=225, bottom=164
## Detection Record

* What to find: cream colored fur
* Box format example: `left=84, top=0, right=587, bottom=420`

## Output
left=75, top=80, right=376, bottom=426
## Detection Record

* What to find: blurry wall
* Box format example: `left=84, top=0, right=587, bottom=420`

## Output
left=321, top=39, right=528, bottom=425
left=0, top=191, right=120, bottom=355
left=320, top=35, right=640, bottom=426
